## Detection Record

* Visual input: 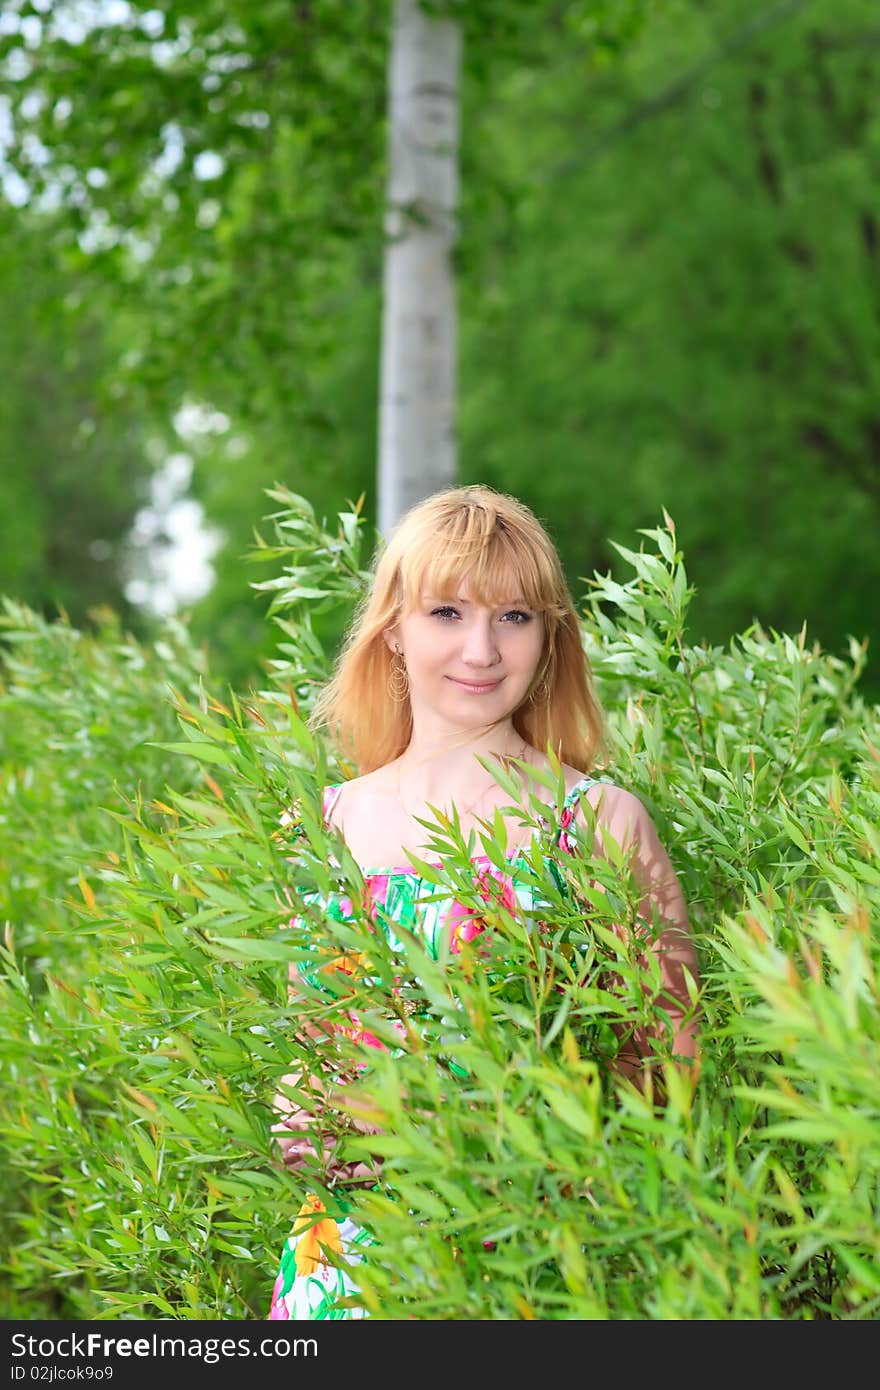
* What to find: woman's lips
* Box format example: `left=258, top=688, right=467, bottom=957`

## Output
left=448, top=677, right=503, bottom=693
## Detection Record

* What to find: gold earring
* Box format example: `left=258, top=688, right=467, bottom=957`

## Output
left=529, top=675, right=550, bottom=705
left=388, top=646, right=409, bottom=702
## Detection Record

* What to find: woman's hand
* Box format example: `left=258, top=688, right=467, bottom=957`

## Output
left=271, top=1072, right=383, bottom=1185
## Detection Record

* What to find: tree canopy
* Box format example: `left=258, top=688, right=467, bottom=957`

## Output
left=2, top=0, right=878, bottom=695
left=0, top=204, right=162, bottom=628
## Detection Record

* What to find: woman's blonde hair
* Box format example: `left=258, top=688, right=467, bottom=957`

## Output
left=310, top=484, right=606, bottom=773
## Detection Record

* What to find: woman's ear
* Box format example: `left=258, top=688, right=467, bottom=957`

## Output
left=382, top=626, right=400, bottom=655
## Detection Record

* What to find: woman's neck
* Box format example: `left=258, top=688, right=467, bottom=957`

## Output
left=396, top=721, right=528, bottom=803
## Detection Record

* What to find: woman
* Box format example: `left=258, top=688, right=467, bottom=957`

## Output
left=268, top=484, right=699, bottom=1320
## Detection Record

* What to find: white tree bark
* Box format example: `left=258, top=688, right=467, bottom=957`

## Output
left=378, top=0, right=461, bottom=536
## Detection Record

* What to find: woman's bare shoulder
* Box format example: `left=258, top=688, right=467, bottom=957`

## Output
left=579, top=781, right=670, bottom=866
left=325, top=765, right=399, bottom=828
left=558, top=764, right=630, bottom=804
left=560, top=769, right=649, bottom=834
left=523, top=758, right=629, bottom=811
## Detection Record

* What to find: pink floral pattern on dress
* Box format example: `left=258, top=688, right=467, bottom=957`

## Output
left=365, top=874, right=389, bottom=914
left=448, top=866, right=518, bottom=955
left=269, top=1269, right=289, bottom=1319
left=558, top=803, right=578, bottom=855
left=447, top=895, right=486, bottom=954
left=335, top=1011, right=386, bottom=1052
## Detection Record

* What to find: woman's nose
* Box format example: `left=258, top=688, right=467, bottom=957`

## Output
left=461, top=617, right=500, bottom=666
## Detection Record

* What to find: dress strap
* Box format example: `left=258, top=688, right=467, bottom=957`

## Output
left=322, top=783, right=344, bottom=826
left=553, top=776, right=599, bottom=847
left=563, top=776, right=598, bottom=807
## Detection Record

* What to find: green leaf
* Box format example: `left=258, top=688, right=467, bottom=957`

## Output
left=149, top=742, right=235, bottom=767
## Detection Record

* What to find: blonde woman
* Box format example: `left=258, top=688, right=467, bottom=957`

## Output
left=268, top=484, right=699, bottom=1320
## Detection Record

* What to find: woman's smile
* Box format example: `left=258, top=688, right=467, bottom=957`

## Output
left=447, top=676, right=504, bottom=694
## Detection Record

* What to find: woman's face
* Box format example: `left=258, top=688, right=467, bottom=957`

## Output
left=388, top=574, right=545, bottom=732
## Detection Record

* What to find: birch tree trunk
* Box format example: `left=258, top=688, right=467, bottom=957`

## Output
left=377, top=0, right=461, bottom=536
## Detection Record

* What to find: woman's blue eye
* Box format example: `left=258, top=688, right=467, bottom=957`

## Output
left=429, top=606, right=532, bottom=623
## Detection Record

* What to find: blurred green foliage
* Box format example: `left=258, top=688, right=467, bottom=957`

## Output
left=1, top=0, right=877, bottom=687
left=458, top=0, right=880, bottom=694
left=0, top=206, right=165, bottom=632
left=1, top=497, right=878, bottom=1319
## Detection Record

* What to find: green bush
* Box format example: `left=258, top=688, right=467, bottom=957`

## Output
left=1, top=494, right=877, bottom=1319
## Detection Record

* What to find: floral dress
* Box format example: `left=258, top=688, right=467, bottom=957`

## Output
left=268, top=775, right=598, bottom=1320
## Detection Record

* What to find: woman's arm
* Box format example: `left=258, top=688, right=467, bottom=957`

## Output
left=271, top=961, right=382, bottom=1183
left=273, top=784, right=382, bottom=1183
left=271, top=961, right=334, bottom=1171
left=586, top=786, right=701, bottom=1094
